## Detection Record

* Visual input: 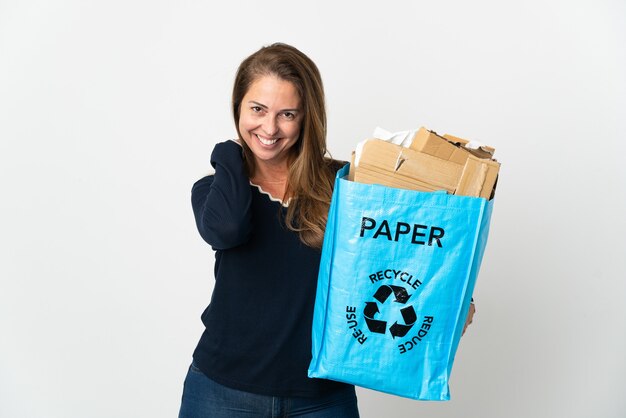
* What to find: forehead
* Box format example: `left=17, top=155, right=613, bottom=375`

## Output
left=244, top=75, right=300, bottom=108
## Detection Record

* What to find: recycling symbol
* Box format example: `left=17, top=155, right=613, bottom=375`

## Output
left=363, top=285, right=417, bottom=339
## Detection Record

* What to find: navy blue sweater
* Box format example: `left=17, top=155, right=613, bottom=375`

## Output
left=190, top=140, right=349, bottom=397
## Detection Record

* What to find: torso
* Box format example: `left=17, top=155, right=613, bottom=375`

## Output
left=192, top=180, right=348, bottom=397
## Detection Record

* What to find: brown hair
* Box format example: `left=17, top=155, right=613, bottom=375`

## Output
left=232, top=43, right=338, bottom=249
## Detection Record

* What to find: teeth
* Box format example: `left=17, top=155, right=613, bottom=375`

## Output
left=256, top=134, right=278, bottom=145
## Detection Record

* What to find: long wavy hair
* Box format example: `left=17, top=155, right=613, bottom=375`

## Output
left=232, top=43, right=338, bottom=249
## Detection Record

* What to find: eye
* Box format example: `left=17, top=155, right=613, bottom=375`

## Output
left=251, top=106, right=263, bottom=113
left=281, top=111, right=296, bottom=120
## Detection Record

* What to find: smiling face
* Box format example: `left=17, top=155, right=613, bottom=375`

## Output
left=238, top=75, right=303, bottom=173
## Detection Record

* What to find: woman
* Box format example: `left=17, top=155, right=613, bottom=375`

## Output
left=178, top=43, right=360, bottom=417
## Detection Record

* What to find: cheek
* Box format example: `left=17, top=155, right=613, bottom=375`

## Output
left=238, top=115, right=254, bottom=134
left=285, top=121, right=302, bottom=139
left=238, top=120, right=255, bottom=150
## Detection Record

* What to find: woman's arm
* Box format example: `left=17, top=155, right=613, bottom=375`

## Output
left=191, top=140, right=252, bottom=250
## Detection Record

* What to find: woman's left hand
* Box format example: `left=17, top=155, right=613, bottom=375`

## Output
left=462, top=303, right=475, bottom=336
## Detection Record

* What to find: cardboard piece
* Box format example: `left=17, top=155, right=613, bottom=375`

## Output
left=356, top=139, right=462, bottom=193
left=351, top=127, right=500, bottom=200
left=442, top=133, right=495, bottom=160
left=409, top=127, right=470, bottom=165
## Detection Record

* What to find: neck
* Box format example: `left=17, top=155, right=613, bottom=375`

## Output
left=251, top=161, right=291, bottom=201
left=252, top=160, right=290, bottom=183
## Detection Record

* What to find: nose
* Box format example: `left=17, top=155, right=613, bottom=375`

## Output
left=262, top=116, right=279, bottom=137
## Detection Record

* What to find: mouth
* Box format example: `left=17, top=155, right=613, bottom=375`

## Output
left=255, top=134, right=279, bottom=146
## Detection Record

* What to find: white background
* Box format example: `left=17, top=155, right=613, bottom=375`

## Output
left=1, top=1, right=625, bottom=417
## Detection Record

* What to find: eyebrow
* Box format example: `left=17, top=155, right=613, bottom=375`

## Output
left=248, top=101, right=299, bottom=113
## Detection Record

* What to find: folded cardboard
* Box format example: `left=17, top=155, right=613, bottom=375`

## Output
left=355, top=139, right=461, bottom=193
left=443, top=133, right=495, bottom=160
left=410, top=127, right=496, bottom=164
left=456, top=155, right=500, bottom=199
left=351, top=127, right=499, bottom=200
left=409, top=127, right=470, bottom=165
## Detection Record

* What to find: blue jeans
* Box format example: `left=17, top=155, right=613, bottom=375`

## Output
left=178, top=362, right=360, bottom=418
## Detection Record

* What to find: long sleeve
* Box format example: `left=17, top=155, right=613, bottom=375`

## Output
left=191, top=140, right=252, bottom=250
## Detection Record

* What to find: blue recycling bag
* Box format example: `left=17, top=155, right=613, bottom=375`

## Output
left=308, top=164, right=494, bottom=400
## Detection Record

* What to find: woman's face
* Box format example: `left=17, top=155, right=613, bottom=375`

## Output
left=238, top=75, right=303, bottom=171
